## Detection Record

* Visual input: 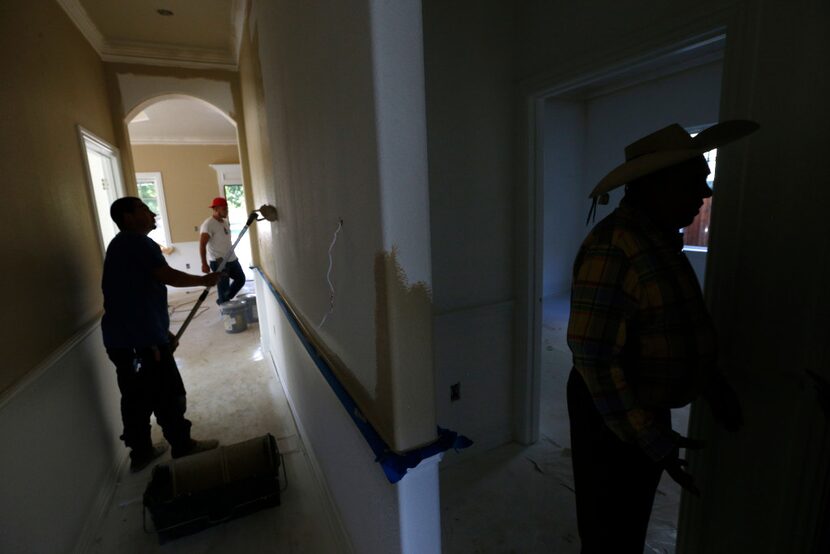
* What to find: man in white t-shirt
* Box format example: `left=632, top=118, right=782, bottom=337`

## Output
left=199, top=197, right=245, bottom=304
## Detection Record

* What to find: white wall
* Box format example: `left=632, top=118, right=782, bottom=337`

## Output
left=422, top=0, right=517, bottom=457
left=118, top=74, right=236, bottom=122
left=246, top=0, right=435, bottom=452
left=255, top=274, right=442, bottom=554
left=433, top=302, right=514, bottom=460
left=242, top=0, right=440, bottom=551
left=582, top=61, right=724, bottom=221
left=0, top=324, right=122, bottom=554
left=540, top=61, right=722, bottom=299
left=542, top=99, right=586, bottom=298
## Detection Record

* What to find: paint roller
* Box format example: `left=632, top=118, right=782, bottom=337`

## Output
left=174, top=204, right=278, bottom=342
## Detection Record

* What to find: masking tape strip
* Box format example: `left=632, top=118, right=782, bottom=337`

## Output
left=253, top=266, right=471, bottom=483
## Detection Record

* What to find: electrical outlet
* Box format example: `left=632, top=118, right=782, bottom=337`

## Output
left=194, top=226, right=198, bottom=232
left=450, top=382, right=460, bottom=402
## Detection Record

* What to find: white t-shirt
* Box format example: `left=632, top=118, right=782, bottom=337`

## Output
left=200, top=217, right=237, bottom=262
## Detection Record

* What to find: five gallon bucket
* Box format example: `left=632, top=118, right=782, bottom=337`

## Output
left=236, top=293, right=258, bottom=323
left=219, top=300, right=248, bottom=333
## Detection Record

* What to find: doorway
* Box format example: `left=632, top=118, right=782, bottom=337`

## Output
left=528, top=32, right=726, bottom=551
left=126, top=96, right=248, bottom=277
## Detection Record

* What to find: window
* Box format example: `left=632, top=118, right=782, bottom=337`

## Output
left=682, top=136, right=717, bottom=249
left=209, top=163, right=252, bottom=276
left=79, top=127, right=126, bottom=252
left=223, top=183, right=246, bottom=242
left=135, top=172, right=171, bottom=247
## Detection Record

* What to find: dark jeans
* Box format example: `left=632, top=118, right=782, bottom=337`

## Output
left=567, top=369, right=664, bottom=554
left=210, top=258, right=245, bottom=304
left=107, top=345, right=192, bottom=457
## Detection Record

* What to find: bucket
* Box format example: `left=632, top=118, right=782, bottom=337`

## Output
left=236, top=293, right=258, bottom=324
left=219, top=300, right=248, bottom=334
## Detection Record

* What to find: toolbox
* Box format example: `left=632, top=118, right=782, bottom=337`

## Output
left=143, top=433, right=282, bottom=542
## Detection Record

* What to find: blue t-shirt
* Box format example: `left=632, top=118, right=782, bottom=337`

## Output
left=101, top=232, right=170, bottom=349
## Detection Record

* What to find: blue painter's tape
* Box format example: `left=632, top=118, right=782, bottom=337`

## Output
left=254, top=267, right=472, bottom=483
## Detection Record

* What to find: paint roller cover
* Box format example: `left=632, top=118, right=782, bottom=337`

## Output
left=258, top=205, right=278, bottom=221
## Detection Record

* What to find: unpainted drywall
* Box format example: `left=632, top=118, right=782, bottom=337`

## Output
left=422, top=0, right=517, bottom=455
left=118, top=73, right=237, bottom=123
left=240, top=0, right=435, bottom=452
left=0, top=0, right=118, bottom=394
left=131, top=144, right=240, bottom=243
left=542, top=99, right=586, bottom=298
left=423, top=0, right=515, bottom=312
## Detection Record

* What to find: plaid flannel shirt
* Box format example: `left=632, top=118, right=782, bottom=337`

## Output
left=567, top=199, right=718, bottom=461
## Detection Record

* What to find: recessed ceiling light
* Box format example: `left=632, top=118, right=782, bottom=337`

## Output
left=157, top=9, right=174, bottom=16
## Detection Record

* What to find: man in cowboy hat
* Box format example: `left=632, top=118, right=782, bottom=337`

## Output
left=200, top=196, right=246, bottom=304
left=566, top=120, right=757, bottom=552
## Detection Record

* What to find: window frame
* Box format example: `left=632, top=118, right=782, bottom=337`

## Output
left=135, top=171, right=172, bottom=247
left=78, top=125, right=126, bottom=253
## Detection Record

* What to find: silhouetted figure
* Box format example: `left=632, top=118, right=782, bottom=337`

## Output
left=102, top=197, right=222, bottom=472
left=200, top=196, right=246, bottom=304
left=567, top=121, right=757, bottom=553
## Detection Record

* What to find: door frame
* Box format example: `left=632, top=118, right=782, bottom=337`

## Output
left=513, top=26, right=729, bottom=445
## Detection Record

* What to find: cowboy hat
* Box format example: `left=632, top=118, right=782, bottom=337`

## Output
left=590, top=119, right=759, bottom=199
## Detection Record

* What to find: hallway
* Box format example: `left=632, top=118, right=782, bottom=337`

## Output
left=89, top=286, right=343, bottom=553
left=4, top=2, right=828, bottom=551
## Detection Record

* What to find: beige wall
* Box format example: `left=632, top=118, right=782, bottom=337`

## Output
left=0, top=1, right=118, bottom=394
left=131, top=144, right=240, bottom=243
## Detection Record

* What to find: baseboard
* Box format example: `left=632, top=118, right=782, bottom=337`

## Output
left=266, top=349, right=355, bottom=554
left=73, top=454, right=128, bottom=554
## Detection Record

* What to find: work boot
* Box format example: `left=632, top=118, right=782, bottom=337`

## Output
left=171, top=438, right=219, bottom=459
left=130, top=443, right=168, bottom=473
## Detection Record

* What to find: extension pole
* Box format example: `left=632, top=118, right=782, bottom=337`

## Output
left=174, top=210, right=259, bottom=342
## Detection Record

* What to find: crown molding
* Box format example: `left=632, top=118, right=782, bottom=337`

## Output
left=231, top=0, right=247, bottom=65
left=56, top=0, right=105, bottom=52
left=56, top=0, right=240, bottom=70
left=100, top=40, right=237, bottom=70
left=130, top=137, right=238, bottom=146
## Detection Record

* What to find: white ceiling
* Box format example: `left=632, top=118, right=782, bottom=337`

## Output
left=57, top=0, right=246, bottom=69
left=56, top=1, right=244, bottom=142
left=127, top=97, right=237, bottom=145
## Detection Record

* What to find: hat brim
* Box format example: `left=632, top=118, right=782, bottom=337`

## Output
left=590, top=120, right=759, bottom=198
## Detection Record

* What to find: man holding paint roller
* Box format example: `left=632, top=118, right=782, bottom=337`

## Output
left=102, top=197, right=222, bottom=472
left=200, top=197, right=246, bottom=305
